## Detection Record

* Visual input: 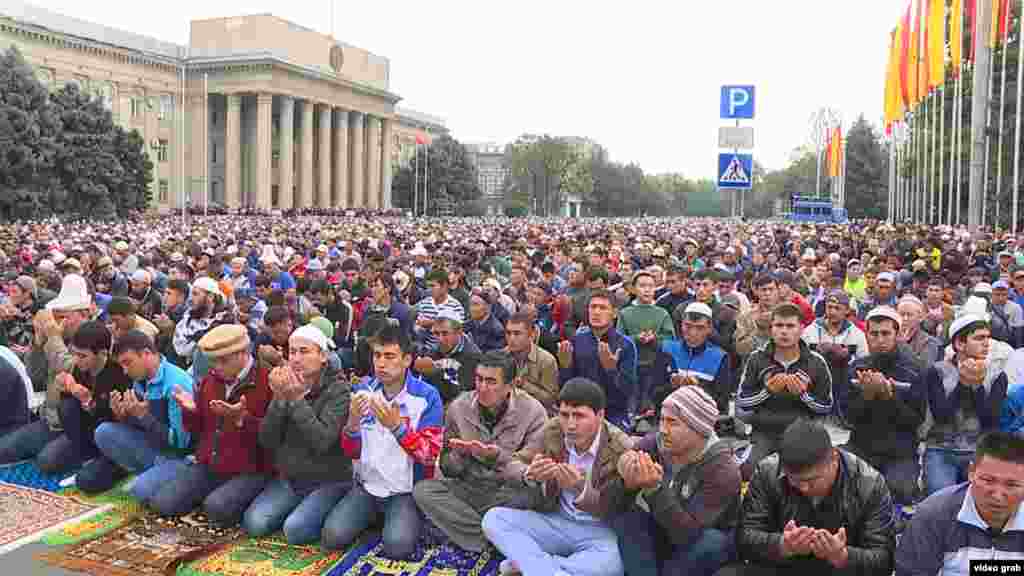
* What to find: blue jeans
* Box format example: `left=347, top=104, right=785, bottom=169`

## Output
left=611, top=509, right=734, bottom=576
left=242, top=478, right=350, bottom=544
left=482, top=507, right=624, bottom=576
left=0, top=418, right=61, bottom=464
left=322, top=483, right=421, bottom=559
left=924, top=446, right=974, bottom=496
left=77, top=421, right=164, bottom=494
left=147, top=461, right=268, bottom=525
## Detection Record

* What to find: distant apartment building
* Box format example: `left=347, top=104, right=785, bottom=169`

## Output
left=465, top=142, right=509, bottom=215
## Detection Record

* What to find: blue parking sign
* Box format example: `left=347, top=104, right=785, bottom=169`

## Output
left=720, top=86, right=755, bottom=119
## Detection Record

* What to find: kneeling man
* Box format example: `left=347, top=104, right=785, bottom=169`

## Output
left=614, top=386, right=741, bottom=576
left=482, top=377, right=632, bottom=576
left=414, top=350, right=548, bottom=552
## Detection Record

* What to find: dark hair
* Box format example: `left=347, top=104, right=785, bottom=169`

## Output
left=558, top=377, right=606, bottom=413
left=477, top=350, right=516, bottom=385
left=779, top=419, right=832, bottom=472
left=373, top=271, right=395, bottom=295
left=586, top=267, right=608, bottom=284
left=975, top=432, right=1024, bottom=466
left=71, top=321, right=112, bottom=354
left=425, top=269, right=449, bottom=285
left=772, top=303, right=803, bottom=323
left=541, top=261, right=556, bottom=274
left=113, top=329, right=156, bottom=356
left=506, top=311, right=535, bottom=331
left=667, top=265, right=689, bottom=278
left=308, top=279, right=332, bottom=295
left=107, top=296, right=136, bottom=318
left=371, top=323, right=413, bottom=355
left=264, top=305, right=291, bottom=328
left=631, top=271, right=655, bottom=287
left=753, top=272, right=777, bottom=288
left=167, top=278, right=190, bottom=297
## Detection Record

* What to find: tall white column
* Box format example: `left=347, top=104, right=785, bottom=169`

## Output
left=318, top=104, right=332, bottom=208
left=278, top=96, right=294, bottom=210
left=299, top=100, right=314, bottom=209
left=255, top=93, right=273, bottom=209
left=333, top=108, right=349, bottom=207
left=225, top=94, right=241, bottom=208
left=349, top=112, right=364, bottom=207
left=380, top=118, right=394, bottom=210
left=365, top=116, right=380, bottom=209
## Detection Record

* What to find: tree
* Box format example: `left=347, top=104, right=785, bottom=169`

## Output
left=0, top=45, right=60, bottom=219
left=0, top=45, right=154, bottom=220
left=507, top=135, right=584, bottom=216
left=844, top=115, right=888, bottom=219
left=391, top=134, right=480, bottom=215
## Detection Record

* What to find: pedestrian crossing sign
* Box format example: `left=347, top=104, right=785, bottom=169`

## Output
left=718, top=153, right=752, bottom=189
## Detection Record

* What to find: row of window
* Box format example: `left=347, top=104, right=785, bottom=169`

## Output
left=35, top=67, right=178, bottom=120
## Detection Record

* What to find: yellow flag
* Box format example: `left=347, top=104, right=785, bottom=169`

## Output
left=885, top=28, right=905, bottom=127
left=928, top=0, right=944, bottom=88
left=951, top=0, right=962, bottom=76
left=990, top=0, right=1002, bottom=48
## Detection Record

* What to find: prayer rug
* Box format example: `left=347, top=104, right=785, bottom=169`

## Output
left=0, top=482, right=107, bottom=555
left=42, top=482, right=145, bottom=545
left=37, top=510, right=242, bottom=576
left=0, top=460, right=74, bottom=491
left=327, top=537, right=500, bottom=576
left=177, top=535, right=346, bottom=576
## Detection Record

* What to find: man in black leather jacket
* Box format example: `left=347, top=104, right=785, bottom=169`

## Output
left=714, top=419, right=895, bottom=576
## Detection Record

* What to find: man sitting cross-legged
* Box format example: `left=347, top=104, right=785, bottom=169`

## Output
left=482, top=377, right=632, bottom=576
left=413, top=350, right=548, bottom=553
left=144, top=324, right=273, bottom=525
left=77, top=329, right=194, bottom=496
left=323, top=324, right=444, bottom=558
left=612, top=385, right=742, bottom=576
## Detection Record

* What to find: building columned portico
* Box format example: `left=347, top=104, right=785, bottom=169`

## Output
left=1, top=3, right=405, bottom=211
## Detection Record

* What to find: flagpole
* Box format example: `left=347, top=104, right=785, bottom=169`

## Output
left=995, top=9, right=1009, bottom=230
left=938, top=84, right=945, bottom=225
left=1014, top=0, right=1024, bottom=234
left=925, top=96, right=933, bottom=222
left=955, top=68, right=963, bottom=226
left=983, top=23, right=996, bottom=229
left=949, top=75, right=958, bottom=225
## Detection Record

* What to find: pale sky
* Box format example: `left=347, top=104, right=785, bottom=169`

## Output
left=25, top=0, right=903, bottom=179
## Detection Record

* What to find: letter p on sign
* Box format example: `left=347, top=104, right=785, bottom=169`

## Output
left=721, top=86, right=755, bottom=119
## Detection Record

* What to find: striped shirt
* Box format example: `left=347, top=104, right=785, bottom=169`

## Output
left=415, top=295, right=465, bottom=349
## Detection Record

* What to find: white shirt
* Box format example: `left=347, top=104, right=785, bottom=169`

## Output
left=559, top=428, right=602, bottom=523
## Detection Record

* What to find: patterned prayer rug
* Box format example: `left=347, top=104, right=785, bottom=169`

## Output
left=177, top=535, right=346, bottom=576
left=327, top=537, right=500, bottom=576
left=37, top=510, right=242, bottom=576
left=42, top=482, right=145, bottom=545
left=0, top=460, right=74, bottom=491
left=0, top=482, right=107, bottom=555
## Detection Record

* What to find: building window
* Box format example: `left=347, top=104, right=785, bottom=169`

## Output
left=271, top=150, right=280, bottom=169
left=157, top=139, right=168, bottom=162
left=272, top=185, right=280, bottom=206
left=211, top=110, right=218, bottom=126
left=130, top=98, right=143, bottom=118
left=158, top=179, right=169, bottom=203
left=211, top=143, right=218, bottom=164
left=159, top=94, right=172, bottom=120
left=211, top=180, right=219, bottom=203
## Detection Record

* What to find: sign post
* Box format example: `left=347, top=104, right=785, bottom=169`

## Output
left=719, top=86, right=755, bottom=216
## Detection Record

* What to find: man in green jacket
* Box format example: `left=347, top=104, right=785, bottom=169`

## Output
left=617, top=271, right=676, bottom=414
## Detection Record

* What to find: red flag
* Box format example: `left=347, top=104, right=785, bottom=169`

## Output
left=415, top=133, right=426, bottom=145
left=1000, top=0, right=1011, bottom=41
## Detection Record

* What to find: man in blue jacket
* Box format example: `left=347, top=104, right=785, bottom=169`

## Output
left=77, top=330, right=194, bottom=495
left=557, top=289, right=638, bottom=430
left=896, top=431, right=1024, bottom=575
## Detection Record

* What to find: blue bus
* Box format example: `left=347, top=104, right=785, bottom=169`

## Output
left=788, top=195, right=848, bottom=224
